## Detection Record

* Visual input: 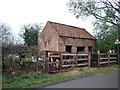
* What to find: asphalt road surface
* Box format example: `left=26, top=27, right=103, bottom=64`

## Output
left=45, top=72, right=118, bottom=88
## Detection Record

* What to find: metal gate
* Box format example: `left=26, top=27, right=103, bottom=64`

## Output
left=90, top=54, right=98, bottom=67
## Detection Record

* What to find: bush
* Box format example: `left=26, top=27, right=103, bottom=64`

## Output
left=2, top=45, right=43, bottom=73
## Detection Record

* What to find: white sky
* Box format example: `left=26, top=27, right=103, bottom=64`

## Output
left=0, top=0, right=94, bottom=37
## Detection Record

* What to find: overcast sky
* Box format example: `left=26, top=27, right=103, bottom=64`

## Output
left=0, top=0, right=94, bottom=37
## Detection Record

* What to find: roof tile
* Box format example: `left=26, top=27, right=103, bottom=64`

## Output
left=48, top=21, right=96, bottom=40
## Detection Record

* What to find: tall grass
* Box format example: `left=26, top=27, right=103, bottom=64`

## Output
left=2, top=65, right=118, bottom=88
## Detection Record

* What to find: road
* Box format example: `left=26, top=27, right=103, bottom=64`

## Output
left=44, top=72, right=118, bottom=88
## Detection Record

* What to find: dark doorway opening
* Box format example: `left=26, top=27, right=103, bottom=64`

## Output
left=66, top=45, right=72, bottom=53
left=88, top=46, right=92, bottom=53
left=77, top=46, right=85, bottom=53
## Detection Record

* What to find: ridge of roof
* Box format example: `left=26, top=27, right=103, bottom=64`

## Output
left=48, top=21, right=86, bottom=30
left=48, top=21, right=60, bottom=36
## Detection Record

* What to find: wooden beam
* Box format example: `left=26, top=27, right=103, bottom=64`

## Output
left=48, top=55, right=60, bottom=58
left=77, top=58, right=88, bottom=61
left=110, top=57, right=117, bottom=59
left=77, top=54, right=88, bottom=56
left=63, top=59, right=75, bottom=61
left=62, top=64, right=75, bottom=67
left=77, top=63, right=88, bottom=66
left=62, top=53, right=76, bottom=56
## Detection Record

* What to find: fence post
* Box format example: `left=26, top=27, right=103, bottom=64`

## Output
left=98, top=51, right=100, bottom=66
left=88, top=52, right=91, bottom=67
left=45, top=51, right=49, bottom=74
left=75, top=53, right=78, bottom=67
left=36, top=58, right=38, bottom=72
left=60, top=52, right=63, bottom=69
left=108, top=53, right=110, bottom=66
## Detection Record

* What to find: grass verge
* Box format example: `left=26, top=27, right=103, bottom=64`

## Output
left=2, top=65, right=119, bottom=88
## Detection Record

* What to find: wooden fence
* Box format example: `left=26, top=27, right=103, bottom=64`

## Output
left=7, top=52, right=117, bottom=73
left=61, top=53, right=90, bottom=68
left=98, top=53, right=117, bottom=66
left=45, top=52, right=118, bottom=73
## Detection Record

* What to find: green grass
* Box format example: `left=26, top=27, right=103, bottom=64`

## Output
left=2, top=65, right=119, bottom=88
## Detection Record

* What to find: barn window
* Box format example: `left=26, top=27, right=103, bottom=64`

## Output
left=77, top=46, right=85, bottom=53
left=65, top=45, right=72, bottom=53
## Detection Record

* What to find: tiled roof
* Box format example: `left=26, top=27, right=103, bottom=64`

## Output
left=48, top=21, right=96, bottom=40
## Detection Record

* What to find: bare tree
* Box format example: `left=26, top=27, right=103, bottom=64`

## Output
left=0, top=22, right=13, bottom=47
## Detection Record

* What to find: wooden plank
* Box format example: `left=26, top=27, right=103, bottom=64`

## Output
left=100, top=53, right=108, bottom=55
left=109, top=61, right=117, bottom=63
left=100, top=58, right=108, bottom=60
left=100, top=61, right=108, bottom=64
left=77, top=58, right=88, bottom=61
left=63, top=59, right=75, bottom=61
left=110, top=57, right=117, bottom=59
left=62, top=53, right=76, bottom=56
left=77, top=54, right=88, bottom=56
left=62, top=64, right=75, bottom=67
left=49, top=55, right=60, bottom=58
left=77, top=63, right=88, bottom=66
left=109, top=53, right=117, bottom=55
left=100, top=57, right=117, bottom=60
left=100, top=60, right=117, bottom=64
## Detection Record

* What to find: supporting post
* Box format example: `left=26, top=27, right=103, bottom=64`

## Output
left=75, top=53, right=78, bottom=67
left=88, top=52, right=91, bottom=67
left=108, top=53, right=110, bottom=66
left=45, top=51, right=49, bottom=74
left=98, top=51, right=100, bottom=66
left=36, top=57, right=38, bottom=72
left=60, top=52, right=63, bottom=69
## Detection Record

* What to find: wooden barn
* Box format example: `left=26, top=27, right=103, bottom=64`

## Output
left=38, top=21, right=96, bottom=53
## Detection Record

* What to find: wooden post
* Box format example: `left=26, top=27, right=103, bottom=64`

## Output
left=35, top=54, right=39, bottom=72
left=98, top=51, right=100, bottom=66
left=36, top=57, right=38, bottom=72
left=108, top=53, right=109, bottom=66
left=60, top=52, right=63, bottom=69
left=75, top=53, right=78, bottom=67
left=45, top=51, right=49, bottom=73
left=88, top=52, right=91, bottom=67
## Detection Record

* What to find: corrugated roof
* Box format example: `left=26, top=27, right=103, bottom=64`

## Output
left=48, top=21, right=96, bottom=40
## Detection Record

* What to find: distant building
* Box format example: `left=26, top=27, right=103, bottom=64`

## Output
left=38, top=21, right=96, bottom=53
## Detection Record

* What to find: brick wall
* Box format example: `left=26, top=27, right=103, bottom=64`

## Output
left=59, top=36, right=95, bottom=53
left=38, top=22, right=59, bottom=51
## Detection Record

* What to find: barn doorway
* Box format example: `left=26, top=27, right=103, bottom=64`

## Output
left=77, top=46, right=85, bottom=53
left=88, top=46, right=93, bottom=53
left=65, top=45, right=72, bottom=53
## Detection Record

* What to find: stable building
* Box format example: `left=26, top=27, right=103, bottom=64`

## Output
left=38, top=21, right=96, bottom=53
